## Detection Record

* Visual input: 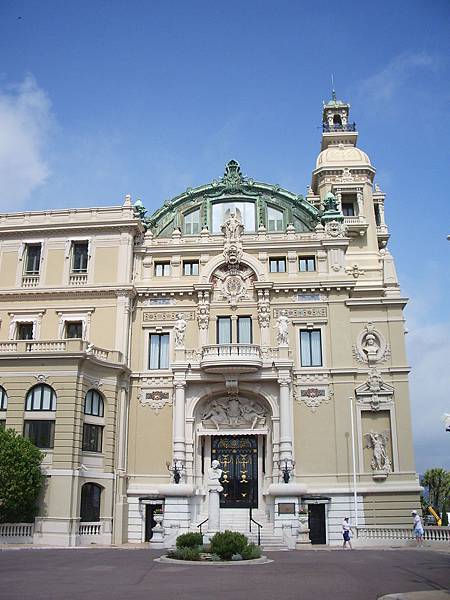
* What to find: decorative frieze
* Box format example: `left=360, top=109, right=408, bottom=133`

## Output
left=273, top=307, right=327, bottom=319
left=142, top=311, right=195, bottom=322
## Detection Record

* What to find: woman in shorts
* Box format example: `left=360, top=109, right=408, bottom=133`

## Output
left=342, top=517, right=353, bottom=549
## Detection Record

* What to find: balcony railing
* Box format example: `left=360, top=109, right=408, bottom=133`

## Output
left=0, top=523, right=34, bottom=538
left=200, top=344, right=263, bottom=373
left=69, top=272, right=88, bottom=286
left=22, top=275, right=40, bottom=288
left=0, top=339, right=122, bottom=363
left=323, top=123, right=357, bottom=132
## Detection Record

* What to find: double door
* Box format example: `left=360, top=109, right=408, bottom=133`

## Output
left=211, top=435, right=258, bottom=508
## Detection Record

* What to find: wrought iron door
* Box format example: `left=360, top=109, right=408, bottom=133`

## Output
left=211, top=435, right=258, bottom=508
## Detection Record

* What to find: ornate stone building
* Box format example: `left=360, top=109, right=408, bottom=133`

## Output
left=0, top=96, right=420, bottom=547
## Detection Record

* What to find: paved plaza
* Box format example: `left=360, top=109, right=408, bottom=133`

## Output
left=0, top=547, right=449, bottom=600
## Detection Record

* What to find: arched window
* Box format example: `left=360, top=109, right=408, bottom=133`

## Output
left=333, top=114, right=342, bottom=126
left=25, top=384, right=57, bottom=411
left=83, top=390, right=105, bottom=453
left=84, top=389, right=104, bottom=417
left=80, top=483, right=102, bottom=522
left=0, top=386, right=7, bottom=411
left=24, top=384, right=57, bottom=449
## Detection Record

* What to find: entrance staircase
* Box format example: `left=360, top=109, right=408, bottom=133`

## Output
left=195, top=509, right=288, bottom=551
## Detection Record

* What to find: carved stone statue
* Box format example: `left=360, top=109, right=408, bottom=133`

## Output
left=221, top=211, right=244, bottom=242
left=365, top=431, right=392, bottom=473
left=207, top=459, right=223, bottom=490
left=174, top=313, right=187, bottom=347
left=275, top=310, right=290, bottom=346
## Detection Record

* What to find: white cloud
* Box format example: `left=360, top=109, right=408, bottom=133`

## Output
left=358, top=52, right=438, bottom=104
left=0, top=75, right=53, bottom=209
left=407, top=321, right=450, bottom=473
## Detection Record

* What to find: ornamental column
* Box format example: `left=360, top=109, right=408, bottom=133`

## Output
left=278, top=374, right=293, bottom=464
left=173, top=378, right=187, bottom=465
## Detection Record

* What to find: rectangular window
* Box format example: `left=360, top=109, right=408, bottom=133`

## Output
left=342, top=203, right=355, bottom=216
left=23, top=420, right=55, bottom=449
left=217, top=317, right=232, bottom=344
left=65, top=321, right=83, bottom=339
left=148, top=333, right=169, bottom=369
left=155, top=262, right=171, bottom=277
left=82, top=423, right=103, bottom=453
left=72, top=241, right=89, bottom=272
left=16, top=322, right=34, bottom=340
left=300, top=330, right=323, bottom=367
left=374, top=204, right=381, bottom=226
left=299, top=257, right=316, bottom=272
left=184, top=209, right=200, bottom=235
left=183, top=261, right=199, bottom=276
left=25, top=244, right=41, bottom=275
left=267, top=206, right=284, bottom=232
left=269, top=258, right=286, bottom=273
left=237, top=316, right=252, bottom=344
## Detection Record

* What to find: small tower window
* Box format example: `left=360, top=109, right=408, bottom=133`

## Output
left=333, top=114, right=342, bottom=126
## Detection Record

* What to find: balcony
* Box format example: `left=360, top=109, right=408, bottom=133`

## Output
left=323, top=123, right=357, bottom=132
left=22, top=275, right=40, bottom=288
left=69, top=273, right=88, bottom=286
left=199, top=344, right=263, bottom=373
left=0, top=339, right=123, bottom=363
left=343, top=215, right=368, bottom=237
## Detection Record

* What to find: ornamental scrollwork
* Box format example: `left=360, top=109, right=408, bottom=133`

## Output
left=138, top=389, right=172, bottom=414
left=294, top=384, right=334, bottom=413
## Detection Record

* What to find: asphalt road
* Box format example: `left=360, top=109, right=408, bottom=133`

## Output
left=0, top=547, right=449, bottom=600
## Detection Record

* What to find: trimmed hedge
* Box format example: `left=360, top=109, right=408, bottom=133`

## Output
left=210, top=530, right=249, bottom=560
left=167, top=546, right=201, bottom=561
left=175, top=532, right=203, bottom=549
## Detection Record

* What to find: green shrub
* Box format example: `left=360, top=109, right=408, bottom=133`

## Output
left=241, top=543, right=262, bottom=560
left=209, top=553, right=221, bottom=561
left=210, top=530, right=248, bottom=560
left=175, top=532, right=203, bottom=549
left=231, top=553, right=242, bottom=561
left=167, top=546, right=201, bottom=561
left=0, top=428, right=44, bottom=523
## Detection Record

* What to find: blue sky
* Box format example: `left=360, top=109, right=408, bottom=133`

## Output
left=0, top=0, right=449, bottom=472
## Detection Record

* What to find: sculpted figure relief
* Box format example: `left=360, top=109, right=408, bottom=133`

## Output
left=174, top=313, right=187, bottom=347
left=275, top=310, right=290, bottom=346
left=201, top=397, right=267, bottom=430
left=365, top=431, right=392, bottom=473
left=362, top=332, right=380, bottom=364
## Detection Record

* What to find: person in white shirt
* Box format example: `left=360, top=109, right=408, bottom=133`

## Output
left=411, top=510, right=424, bottom=546
left=342, top=517, right=353, bottom=549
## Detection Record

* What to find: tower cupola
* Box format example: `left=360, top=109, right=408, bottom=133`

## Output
left=321, top=90, right=358, bottom=150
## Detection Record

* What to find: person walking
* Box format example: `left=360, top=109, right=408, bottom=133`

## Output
left=411, top=510, right=424, bottom=546
left=342, top=517, right=353, bottom=549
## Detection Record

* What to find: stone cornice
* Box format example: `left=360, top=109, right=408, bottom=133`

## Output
left=346, top=297, right=408, bottom=307
left=0, top=285, right=137, bottom=300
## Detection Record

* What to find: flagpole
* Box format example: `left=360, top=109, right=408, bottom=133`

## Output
left=349, top=396, right=359, bottom=526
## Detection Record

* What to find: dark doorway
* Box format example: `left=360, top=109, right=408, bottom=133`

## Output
left=308, top=503, right=326, bottom=544
left=144, top=504, right=162, bottom=541
left=212, top=435, right=258, bottom=508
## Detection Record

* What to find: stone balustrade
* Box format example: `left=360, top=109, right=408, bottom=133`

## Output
left=78, top=522, right=102, bottom=536
left=69, top=273, right=88, bottom=285
left=356, top=525, right=450, bottom=543
left=0, top=523, right=34, bottom=543
left=0, top=339, right=123, bottom=363
left=21, top=275, right=40, bottom=287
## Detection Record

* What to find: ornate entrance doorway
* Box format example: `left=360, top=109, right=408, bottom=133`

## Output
left=211, top=435, right=258, bottom=508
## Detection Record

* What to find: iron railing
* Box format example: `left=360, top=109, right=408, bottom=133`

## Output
left=249, top=507, right=262, bottom=546
left=322, top=123, right=357, bottom=132
left=197, top=518, right=208, bottom=535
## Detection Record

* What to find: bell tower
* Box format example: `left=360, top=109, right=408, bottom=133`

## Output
left=321, top=90, right=358, bottom=150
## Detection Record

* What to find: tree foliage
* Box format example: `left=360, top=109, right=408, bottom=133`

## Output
left=0, top=428, right=44, bottom=523
left=422, top=468, right=450, bottom=521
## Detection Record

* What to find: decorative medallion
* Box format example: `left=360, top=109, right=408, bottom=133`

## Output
left=353, top=322, right=390, bottom=366
left=138, top=389, right=172, bottom=414
left=294, top=384, right=334, bottom=412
